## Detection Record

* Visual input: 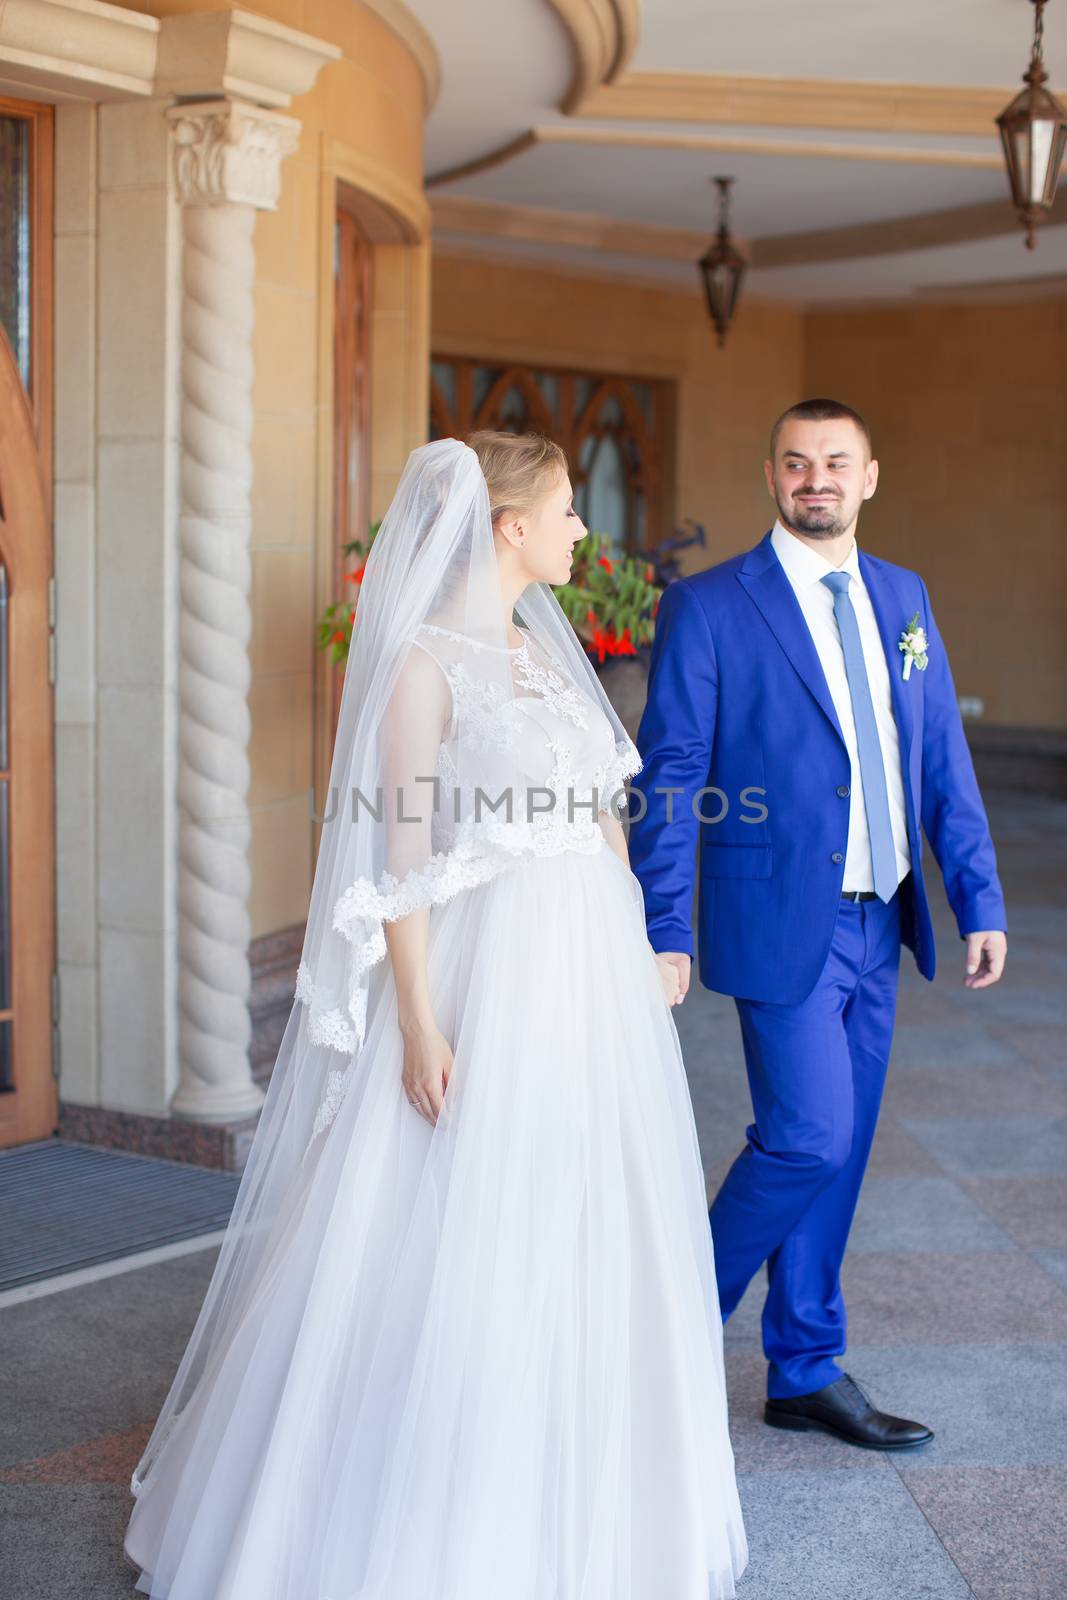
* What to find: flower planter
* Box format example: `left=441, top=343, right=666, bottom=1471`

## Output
left=593, top=651, right=649, bottom=742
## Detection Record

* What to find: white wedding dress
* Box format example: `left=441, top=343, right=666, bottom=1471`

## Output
left=124, top=622, right=749, bottom=1600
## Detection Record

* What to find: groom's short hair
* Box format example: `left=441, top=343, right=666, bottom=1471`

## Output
left=769, top=399, right=872, bottom=461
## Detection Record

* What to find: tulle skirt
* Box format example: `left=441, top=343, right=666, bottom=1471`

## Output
left=124, top=843, right=749, bottom=1598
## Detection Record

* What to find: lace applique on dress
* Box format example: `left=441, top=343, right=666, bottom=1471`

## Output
left=438, top=661, right=523, bottom=754
left=412, top=624, right=530, bottom=756
left=515, top=649, right=590, bottom=730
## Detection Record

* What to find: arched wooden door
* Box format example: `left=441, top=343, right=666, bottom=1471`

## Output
left=0, top=322, right=55, bottom=1146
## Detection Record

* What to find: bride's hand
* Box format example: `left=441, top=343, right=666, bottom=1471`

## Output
left=653, top=949, right=691, bottom=1007
left=399, top=1014, right=453, bottom=1126
left=653, top=951, right=681, bottom=1006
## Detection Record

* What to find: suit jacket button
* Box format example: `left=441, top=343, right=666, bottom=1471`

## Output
left=831, top=851, right=844, bottom=864
left=836, top=785, right=850, bottom=797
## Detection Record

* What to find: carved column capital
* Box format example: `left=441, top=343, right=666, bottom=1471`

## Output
left=167, top=98, right=301, bottom=211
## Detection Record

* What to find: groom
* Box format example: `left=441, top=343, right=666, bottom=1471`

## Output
left=627, top=397, right=1007, bottom=1450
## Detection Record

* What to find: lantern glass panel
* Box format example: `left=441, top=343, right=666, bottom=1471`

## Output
left=1047, top=124, right=1067, bottom=206
left=710, top=264, right=732, bottom=301
left=1029, top=118, right=1056, bottom=202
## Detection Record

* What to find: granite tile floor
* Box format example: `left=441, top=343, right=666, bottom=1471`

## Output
left=1, top=793, right=1064, bottom=1599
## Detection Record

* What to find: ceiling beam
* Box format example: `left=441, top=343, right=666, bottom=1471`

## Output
left=576, top=70, right=1045, bottom=139
left=752, top=190, right=1067, bottom=268
left=431, top=192, right=708, bottom=260
left=430, top=189, right=1067, bottom=273
left=534, top=123, right=1002, bottom=169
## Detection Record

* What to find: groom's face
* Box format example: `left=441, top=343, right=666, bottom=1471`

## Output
left=765, top=419, right=878, bottom=541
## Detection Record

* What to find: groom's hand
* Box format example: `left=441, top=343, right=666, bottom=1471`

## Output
left=963, top=930, right=1007, bottom=989
left=659, top=952, right=692, bottom=1006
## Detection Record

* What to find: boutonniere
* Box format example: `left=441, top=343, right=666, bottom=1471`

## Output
left=898, top=611, right=929, bottom=681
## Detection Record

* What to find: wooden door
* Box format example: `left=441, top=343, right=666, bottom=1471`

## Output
left=330, top=207, right=373, bottom=741
left=0, top=322, right=55, bottom=1146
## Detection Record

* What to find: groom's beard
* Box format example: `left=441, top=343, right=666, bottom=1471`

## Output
left=776, top=487, right=855, bottom=540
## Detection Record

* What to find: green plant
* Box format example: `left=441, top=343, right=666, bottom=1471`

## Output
left=552, top=531, right=663, bottom=664
left=317, top=523, right=380, bottom=664
left=315, top=523, right=664, bottom=668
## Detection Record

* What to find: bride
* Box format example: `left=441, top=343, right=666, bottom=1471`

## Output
left=124, top=432, right=749, bottom=1599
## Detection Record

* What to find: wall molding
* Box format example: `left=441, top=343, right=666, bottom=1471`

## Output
left=0, top=1, right=343, bottom=107
left=545, top=0, right=641, bottom=113
left=428, top=130, right=541, bottom=190
left=155, top=8, right=341, bottom=108
left=0, top=0, right=158, bottom=101
left=359, top=0, right=441, bottom=111
left=429, top=0, right=640, bottom=186
left=322, top=134, right=430, bottom=243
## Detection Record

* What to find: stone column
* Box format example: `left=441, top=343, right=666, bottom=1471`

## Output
left=167, top=100, right=299, bottom=1121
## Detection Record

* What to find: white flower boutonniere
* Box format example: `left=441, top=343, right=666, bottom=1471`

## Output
left=898, top=611, right=929, bottom=681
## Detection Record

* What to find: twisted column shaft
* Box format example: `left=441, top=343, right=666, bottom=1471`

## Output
left=167, top=100, right=299, bottom=1121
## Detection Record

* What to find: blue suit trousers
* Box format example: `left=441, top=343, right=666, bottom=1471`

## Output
left=708, top=881, right=904, bottom=1399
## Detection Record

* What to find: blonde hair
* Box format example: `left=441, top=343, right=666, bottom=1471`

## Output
left=466, top=430, right=568, bottom=524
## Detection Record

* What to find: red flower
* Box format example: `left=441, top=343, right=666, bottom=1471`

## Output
left=589, top=623, right=637, bottom=664
left=331, top=629, right=347, bottom=644
left=644, top=564, right=655, bottom=583
left=597, top=556, right=614, bottom=574
left=345, top=562, right=367, bottom=585
left=586, top=607, right=597, bottom=625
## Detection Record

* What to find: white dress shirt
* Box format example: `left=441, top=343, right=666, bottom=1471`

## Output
left=770, top=519, right=911, bottom=894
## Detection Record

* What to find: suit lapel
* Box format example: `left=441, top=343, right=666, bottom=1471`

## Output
left=736, top=531, right=846, bottom=746
left=858, top=550, right=916, bottom=770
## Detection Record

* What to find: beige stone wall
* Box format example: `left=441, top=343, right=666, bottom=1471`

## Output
left=804, top=298, right=1067, bottom=731
left=430, top=253, right=805, bottom=573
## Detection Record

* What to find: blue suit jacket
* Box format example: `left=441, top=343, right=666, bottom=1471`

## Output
left=628, top=529, right=1007, bottom=1004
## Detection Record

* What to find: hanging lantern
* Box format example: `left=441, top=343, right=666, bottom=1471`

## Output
left=698, top=177, right=747, bottom=347
left=996, top=0, right=1067, bottom=248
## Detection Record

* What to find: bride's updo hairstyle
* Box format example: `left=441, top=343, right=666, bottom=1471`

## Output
left=466, top=429, right=568, bottom=526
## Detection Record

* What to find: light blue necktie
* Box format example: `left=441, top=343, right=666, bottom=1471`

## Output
left=820, top=570, right=898, bottom=903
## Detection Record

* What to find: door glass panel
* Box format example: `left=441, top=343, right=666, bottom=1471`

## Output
left=0, top=116, right=31, bottom=391
left=430, top=356, right=668, bottom=557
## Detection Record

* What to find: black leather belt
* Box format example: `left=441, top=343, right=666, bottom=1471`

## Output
left=840, top=889, right=878, bottom=902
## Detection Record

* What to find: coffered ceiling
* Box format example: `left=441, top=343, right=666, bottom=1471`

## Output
left=411, top=0, right=1067, bottom=303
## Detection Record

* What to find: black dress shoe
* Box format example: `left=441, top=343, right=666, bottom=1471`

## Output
left=764, top=1372, right=934, bottom=1450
